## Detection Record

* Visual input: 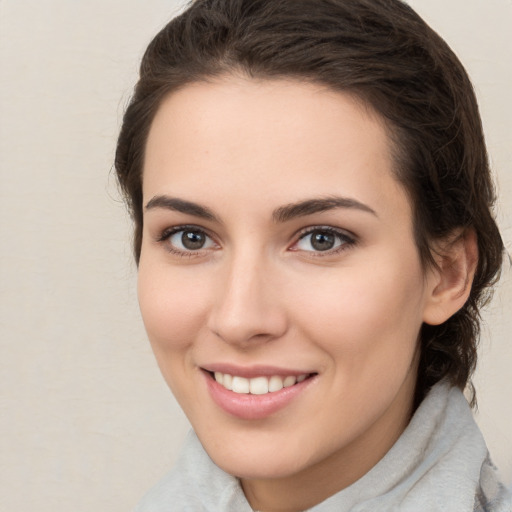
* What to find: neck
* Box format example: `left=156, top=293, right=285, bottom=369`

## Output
left=241, top=369, right=417, bottom=512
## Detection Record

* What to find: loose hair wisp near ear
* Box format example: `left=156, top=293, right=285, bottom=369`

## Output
left=115, top=0, right=504, bottom=405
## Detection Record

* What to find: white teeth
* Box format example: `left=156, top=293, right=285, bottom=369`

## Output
left=268, top=375, right=284, bottom=392
left=232, top=376, right=250, bottom=394
left=283, top=375, right=297, bottom=387
left=223, top=373, right=233, bottom=391
left=249, top=376, right=269, bottom=395
left=213, top=372, right=309, bottom=395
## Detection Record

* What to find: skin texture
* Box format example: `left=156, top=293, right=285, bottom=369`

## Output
left=138, top=77, right=476, bottom=512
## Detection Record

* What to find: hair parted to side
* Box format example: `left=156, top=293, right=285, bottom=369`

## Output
left=115, top=0, right=504, bottom=405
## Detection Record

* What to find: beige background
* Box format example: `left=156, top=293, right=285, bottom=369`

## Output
left=0, top=1, right=510, bottom=510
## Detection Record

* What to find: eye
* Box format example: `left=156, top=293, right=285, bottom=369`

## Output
left=160, top=226, right=217, bottom=254
left=293, top=227, right=355, bottom=253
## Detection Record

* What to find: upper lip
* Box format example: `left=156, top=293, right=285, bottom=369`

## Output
left=200, top=363, right=315, bottom=379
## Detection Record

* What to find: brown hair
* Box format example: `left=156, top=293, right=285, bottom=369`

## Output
left=115, top=0, right=504, bottom=404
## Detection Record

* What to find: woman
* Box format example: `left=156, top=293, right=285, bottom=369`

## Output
left=115, top=0, right=510, bottom=510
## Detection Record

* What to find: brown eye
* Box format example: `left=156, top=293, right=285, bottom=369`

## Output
left=310, top=231, right=336, bottom=251
left=166, top=228, right=216, bottom=252
left=294, top=227, right=355, bottom=253
left=181, top=230, right=206, bottom=250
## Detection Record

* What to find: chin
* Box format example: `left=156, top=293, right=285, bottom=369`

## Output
left=212, top=450, right=307, bottom=480
left=195, top=426, right=325, bottom=480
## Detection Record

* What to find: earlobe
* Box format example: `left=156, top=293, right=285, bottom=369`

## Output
left=422, top=229, right=478, bottom=326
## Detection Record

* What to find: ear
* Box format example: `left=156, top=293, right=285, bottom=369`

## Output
left=422, top=229, right=478, bottom=326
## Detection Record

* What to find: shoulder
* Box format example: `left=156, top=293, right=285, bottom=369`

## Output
left=133, top=431, right=213, bottom=512
left=474, top=455, right=512, bottom=512
left=133, top=430, right=252, bottom=512
left=134, top=467, right=207, bottom=512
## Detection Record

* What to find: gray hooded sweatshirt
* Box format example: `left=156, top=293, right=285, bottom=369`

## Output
left=134, top=382, right=511, bottom=511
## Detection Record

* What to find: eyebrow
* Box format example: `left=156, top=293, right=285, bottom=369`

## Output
left=144, top=194, right=377, bottom=223
left=272, top=196, right=377, bottom=223
left=145, top=196, right=219, bottom=222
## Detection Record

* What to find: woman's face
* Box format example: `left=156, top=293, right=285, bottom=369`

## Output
left=138, top=77, right=438, bottom=491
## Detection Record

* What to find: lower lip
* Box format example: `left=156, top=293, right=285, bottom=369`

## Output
left=204, top=372, right=315, bottom=420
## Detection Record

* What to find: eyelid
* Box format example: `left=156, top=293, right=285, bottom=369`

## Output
left=289, top=225, right=357, bottom=254
left=156, top=224, right=219, bottom=256
left=156, top=224, right=214, bottom=242
left=154, top=223, right=356, bottom=257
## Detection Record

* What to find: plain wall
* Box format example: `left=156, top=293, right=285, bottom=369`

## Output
left=0, top=1, right=510, bottom=510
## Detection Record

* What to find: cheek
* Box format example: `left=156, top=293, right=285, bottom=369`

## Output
left=291, top=256, right=426, bottom=366
left=137, top=262, right=210, bottom=352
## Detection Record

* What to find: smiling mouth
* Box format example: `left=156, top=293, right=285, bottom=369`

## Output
left=207, top=371, right=315, bottom=395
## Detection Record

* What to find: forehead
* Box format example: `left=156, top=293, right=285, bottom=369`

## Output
left=143, top=76, right=410, bottom=222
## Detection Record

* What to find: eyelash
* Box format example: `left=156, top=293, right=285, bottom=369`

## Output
left=292, top=226, right=357, bottom=256
left=156, top=225, right=218, bottom=258
left=155, top=225, right=357, bottom=258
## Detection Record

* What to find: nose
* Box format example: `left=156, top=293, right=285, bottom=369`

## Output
left=207, top=252, right=288, bottom=346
